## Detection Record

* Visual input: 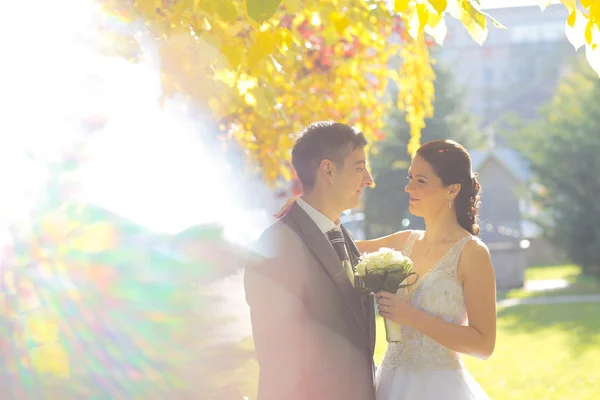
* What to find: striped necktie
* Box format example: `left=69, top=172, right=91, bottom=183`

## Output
left=326, top=228, right=355, bottom=287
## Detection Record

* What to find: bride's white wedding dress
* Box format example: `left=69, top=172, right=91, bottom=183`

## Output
left=376, top=230, right=490, bottom=400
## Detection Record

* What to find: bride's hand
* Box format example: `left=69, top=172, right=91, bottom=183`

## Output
left=274, top=195, right=300, bottom=218
left=376, top=291, right=416, bottom=325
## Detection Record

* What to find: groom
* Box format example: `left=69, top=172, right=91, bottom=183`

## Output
left=244, top=121, right=376, bottom=400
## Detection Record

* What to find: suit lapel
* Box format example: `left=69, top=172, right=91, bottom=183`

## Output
left=287, top=204, right=369, bottom=344
left=342, top=225, right=376, bottom=356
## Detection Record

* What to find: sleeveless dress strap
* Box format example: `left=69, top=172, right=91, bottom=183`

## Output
left=444, top=235, right=473, bottom=281
left=402, top=230, right=423, bottom=257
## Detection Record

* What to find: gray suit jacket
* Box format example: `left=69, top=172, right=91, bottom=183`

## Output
left=245, top=203, right=376, bottom=400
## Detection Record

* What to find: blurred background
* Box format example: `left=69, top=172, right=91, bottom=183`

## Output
left=0, top=0, right=599, bottom=399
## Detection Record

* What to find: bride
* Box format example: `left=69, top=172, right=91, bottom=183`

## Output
left=357, top=139, right=496, bottom=399
left=276, top=139, right=496, bottom=399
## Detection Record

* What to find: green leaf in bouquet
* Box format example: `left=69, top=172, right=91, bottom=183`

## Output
left=362, top=269, right=386, bottom=293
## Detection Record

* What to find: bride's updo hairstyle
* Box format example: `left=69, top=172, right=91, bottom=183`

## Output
left=416, top=140, right=481, bottom=236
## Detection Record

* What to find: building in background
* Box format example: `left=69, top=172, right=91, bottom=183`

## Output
left=470, top=148, right=530, bottom=289
left=437, top=4, right=572, bottom=139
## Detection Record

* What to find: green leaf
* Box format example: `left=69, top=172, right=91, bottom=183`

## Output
left=246, top=0, right=281, bottom=23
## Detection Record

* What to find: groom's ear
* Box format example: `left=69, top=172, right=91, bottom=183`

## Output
left=319, top=159, right=335, bottom=182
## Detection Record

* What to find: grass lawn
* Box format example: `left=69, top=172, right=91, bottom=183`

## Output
left=224, top=264, right=599, bottom=400
left=373, top=303, right=600, bottom=400
left=498, top=264, right=600, bottom=301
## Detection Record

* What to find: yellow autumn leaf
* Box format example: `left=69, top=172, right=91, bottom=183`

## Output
left=221, top=41, right=244, bottom=67
left=253, top=86, right=272, bottom=117
left=134, top=0, right=163, bottom=18
left=330, top=11, right=350, bottom=34
left=247, top=30, right=276, bottom=71
left=275, top=27, right=293, bottom=51
left=590, top=2, right=600, bottom=21
left=567, top=10, right=576, bottom=28
left=586, top=42, right=600, bottom=77
left=428, top=0, right=447, bottom=15
left=281, top=0, right=300, bottom=13
left=323, top=25, right=338, bottom=46
left=427, top=8, right=444, bottom=28
left=460, top=1, right=488, bottom=45
left=559, top=0, right=577, bottom=12
left=586, top=20, right=593, bottom=44
left=395, top=0, right=410, bottom=14
left=426, top=16, right=447, bottom=44
left=217, top=1, right=238, bottom=23
left=408, top=8, right=421, bottom=39
left=417, top=3, right=429, bottom=30
left=579, top=0, right=594, bottom=9
left=565, top=9, right=587, bottom=50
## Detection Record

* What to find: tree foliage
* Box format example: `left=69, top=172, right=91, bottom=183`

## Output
left=509, top=56, right=600, bottom=278
left=364, top=61, right=486, bottom=238
left=96, top=0, right=600, bottom=182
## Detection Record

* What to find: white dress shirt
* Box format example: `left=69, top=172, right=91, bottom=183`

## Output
left=296, top=197, right=339, bottom=234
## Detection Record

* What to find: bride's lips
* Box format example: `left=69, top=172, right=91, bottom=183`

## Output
left=409, top=197, right=420, bottom=203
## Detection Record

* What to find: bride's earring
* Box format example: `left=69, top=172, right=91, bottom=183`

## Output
left=448, top=199, right=452, bottom=209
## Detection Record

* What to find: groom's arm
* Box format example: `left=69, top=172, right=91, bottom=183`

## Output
left=244, top=224, right=308, bottom=400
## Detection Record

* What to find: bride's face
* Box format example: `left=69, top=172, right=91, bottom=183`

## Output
left=405, top=155, right=449, bottom=218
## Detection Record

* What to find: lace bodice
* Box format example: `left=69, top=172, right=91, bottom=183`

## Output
left=380, top=230, right=472, bottom=372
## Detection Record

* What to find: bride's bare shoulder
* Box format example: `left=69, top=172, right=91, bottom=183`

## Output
left=458, top=237, right=494, bottom=280
left=462, top=237, right=490, bottom=259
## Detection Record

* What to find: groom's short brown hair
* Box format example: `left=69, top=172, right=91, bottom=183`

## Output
left=291, top=121, right=368, bottom=191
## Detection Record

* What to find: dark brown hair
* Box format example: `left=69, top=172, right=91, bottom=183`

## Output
left=416, top=140, right=481, bottom=236
left=291, top=121, right=368, bottom=191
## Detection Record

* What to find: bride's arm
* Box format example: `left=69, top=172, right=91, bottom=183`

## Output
left=355, top=230, right=412, bottom=253
left=378, top=239, right=497, bottom=360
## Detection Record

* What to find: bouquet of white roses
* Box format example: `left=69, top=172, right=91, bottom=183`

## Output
left=355, top=247, right=417, bottom=342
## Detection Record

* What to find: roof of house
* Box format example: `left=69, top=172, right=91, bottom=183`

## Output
left=469, top=147, right=530, bottom=182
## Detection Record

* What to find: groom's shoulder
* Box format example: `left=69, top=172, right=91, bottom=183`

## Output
left=254, top=216, right=302, bottom=256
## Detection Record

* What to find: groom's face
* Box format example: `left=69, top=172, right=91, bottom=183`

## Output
left=329, top=146, right=373, bottom=210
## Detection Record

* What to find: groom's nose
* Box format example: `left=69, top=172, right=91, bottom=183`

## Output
left=363, top=169, right=374, bottom=186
